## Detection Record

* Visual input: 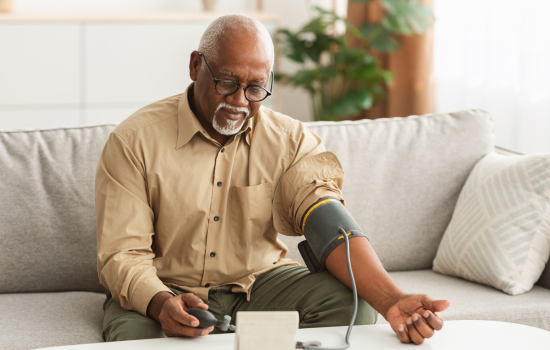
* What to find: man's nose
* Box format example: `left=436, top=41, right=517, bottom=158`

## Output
left=225, top=85, right=248, bottom=108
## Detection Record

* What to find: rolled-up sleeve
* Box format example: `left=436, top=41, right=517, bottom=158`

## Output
left=273, top=121, right=345, bottom=236
left=95, top=133, right=174, bottom=316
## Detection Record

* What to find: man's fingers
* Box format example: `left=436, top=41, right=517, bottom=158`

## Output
left=421, top=295, right=450, bottom=313
left=177, top=325, right=213, bottom=337
left=197, top=303, right=209, bottom=310
left=158, top=293, right=215, bottom=337
left=180, top=325, right=214, bottom=337
left=432, top=299, right=451, bottom=313
left=166, top=302, right=199, bottom=327
left=396, top=324, right=411, bottom=344
left=422, top=310, right=444, bottom=331
left=406, top=318, right=425, bottom=345
left=167, top=293, right=209, bottom=327
left=182, top=293, right=208, bottom=310
left=165, top=322, right=214, bottom=337
left=412, top=313, right=435, bottom=339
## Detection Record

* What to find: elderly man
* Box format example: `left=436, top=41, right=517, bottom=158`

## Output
left=96, top=14, right=449, bottom=345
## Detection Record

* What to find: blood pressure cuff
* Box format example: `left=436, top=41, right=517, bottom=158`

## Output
left=298, top=197, right=367, bottom=273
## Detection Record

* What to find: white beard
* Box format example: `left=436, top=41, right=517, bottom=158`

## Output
left=212, top=102, right=249, bottom=135
left=212, top=115, right=241, bottom=135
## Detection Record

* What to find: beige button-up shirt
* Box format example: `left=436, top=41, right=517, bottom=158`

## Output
left=95, top=84, right=345, bottom=316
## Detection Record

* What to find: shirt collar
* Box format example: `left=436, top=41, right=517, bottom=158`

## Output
left=176, top=83, right=254, bottom=149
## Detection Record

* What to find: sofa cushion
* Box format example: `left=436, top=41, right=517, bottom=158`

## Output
left=304, top=110, right=494, bottom=271
left=489, top=146, right=550, bottom=289
left=0, top=291, right=105, bottom=350
left=0, top=125, right=115, bottom=293
left=378, top=270, right=550, bottom=331
left=433, top=152, right=550, bottom=295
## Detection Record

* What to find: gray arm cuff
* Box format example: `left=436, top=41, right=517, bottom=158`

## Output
left=302, top=198, right=367, bottom=267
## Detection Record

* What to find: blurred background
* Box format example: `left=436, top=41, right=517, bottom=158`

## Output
left=0, top=0, right=549, bottom=154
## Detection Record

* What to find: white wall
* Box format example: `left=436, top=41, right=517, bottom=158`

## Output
left=13, top=0, right=251, bottom=13
left=4, top=0, right=348, bottom=127
left=12, top=0, right=344, bottom=17
left=434, top=0, right=550, bottom=154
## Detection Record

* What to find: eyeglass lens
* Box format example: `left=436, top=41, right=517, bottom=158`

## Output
left=215, top=80, right=268, bottom=102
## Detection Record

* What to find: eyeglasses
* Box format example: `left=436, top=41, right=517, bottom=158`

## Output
left=198, top=52, right=273, bottom=102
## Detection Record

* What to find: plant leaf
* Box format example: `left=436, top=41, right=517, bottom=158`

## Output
left=321, top=89, right=373, bottom=120
left=381, top=0, right=434, bottom=36
left=348, top=89, right=374, bottom=110
left=274, top=5, right=400, bottom=121
left=360, top=23, right=400, bottom=52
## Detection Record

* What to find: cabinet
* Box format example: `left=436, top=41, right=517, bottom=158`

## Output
left=0, top=24, right=80, bottom=106
left=0, top=13, right=279, bottom=129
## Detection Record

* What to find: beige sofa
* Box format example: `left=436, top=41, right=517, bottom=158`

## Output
left=1, top=109, right=548, bottom=350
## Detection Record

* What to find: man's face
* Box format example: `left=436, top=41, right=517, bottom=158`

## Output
left=189, top=31, right=272, bottom=137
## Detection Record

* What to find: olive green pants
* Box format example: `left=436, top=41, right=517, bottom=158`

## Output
left=102, top=266, right=377, bottom=341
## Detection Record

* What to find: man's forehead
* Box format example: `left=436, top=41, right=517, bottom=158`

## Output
left=219, top=68, right=267, bottom=84
left=214, top=32, right=272, bottom=83
left=219, top=69, right=237, bottom=77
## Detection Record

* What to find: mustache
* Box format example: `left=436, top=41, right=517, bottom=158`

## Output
left=214, top=102, right=250, bottom=118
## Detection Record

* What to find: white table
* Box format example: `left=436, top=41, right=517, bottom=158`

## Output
left=37, top=321, right=550, bottom=350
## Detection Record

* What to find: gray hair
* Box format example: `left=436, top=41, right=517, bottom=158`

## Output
left=198, top=14, right=274, bottom=71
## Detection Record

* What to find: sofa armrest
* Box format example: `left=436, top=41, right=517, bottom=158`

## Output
left=537, top=265, right=550, bottom=290
left=494, top=145, right=523, bottom=156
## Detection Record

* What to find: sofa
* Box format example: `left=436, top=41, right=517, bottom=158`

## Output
left=1, top=109, right=549, bottom=350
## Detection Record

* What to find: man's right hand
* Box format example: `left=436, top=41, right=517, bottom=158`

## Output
left=147, top=291, right=214, bottom=337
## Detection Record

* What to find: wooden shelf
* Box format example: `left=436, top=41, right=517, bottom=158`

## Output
left=0, top=12, right=280, bottom=23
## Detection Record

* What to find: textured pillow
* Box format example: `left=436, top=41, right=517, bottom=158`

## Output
left=433, top=153, right=550, bottom=295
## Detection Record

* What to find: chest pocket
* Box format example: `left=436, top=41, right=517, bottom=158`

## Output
left=229, top=183, right=273, bottom=246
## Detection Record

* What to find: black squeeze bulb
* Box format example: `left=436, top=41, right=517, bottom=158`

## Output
left=186, top=308, right=235, bottom=331
left=186, top=308, right=221, bottom=328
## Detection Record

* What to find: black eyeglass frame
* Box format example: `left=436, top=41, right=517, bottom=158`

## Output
left=198, top=52, right=274, bottom=102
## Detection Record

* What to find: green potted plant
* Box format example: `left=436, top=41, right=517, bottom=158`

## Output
left=275, top=1, right=434, bottom=121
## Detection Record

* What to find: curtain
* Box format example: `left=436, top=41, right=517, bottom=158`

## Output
left=347, top=0, right=435, bottom=120
left=434, top=0, right=550, bottom=154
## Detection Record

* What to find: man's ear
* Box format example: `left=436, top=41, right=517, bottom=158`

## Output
left=189, top=51, right=201, bottom=81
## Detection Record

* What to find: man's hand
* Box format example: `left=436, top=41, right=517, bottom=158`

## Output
left=386, top=294, right=450, bottom=345
left=325, top=237, right=450, bottom=345
left=147, top=291, right=214, bottom=337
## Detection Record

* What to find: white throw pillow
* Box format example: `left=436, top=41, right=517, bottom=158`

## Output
left=433, top=152, right=550, bottom=295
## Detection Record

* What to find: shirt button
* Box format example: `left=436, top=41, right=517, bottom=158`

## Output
left=214, top=216, right=219, bottom=221
left=205, top=283, right=211, bottom=288
left=210, top=252, right=216, bottom=257
left=221, top=148, right=225, bottom=153
left=217, top=181, right=222, bottom=187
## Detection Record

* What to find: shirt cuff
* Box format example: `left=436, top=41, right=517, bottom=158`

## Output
left=131, top=277, right=175, bottom=317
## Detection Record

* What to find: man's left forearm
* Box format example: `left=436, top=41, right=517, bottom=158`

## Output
left=325, top=236, right=406, bottom=320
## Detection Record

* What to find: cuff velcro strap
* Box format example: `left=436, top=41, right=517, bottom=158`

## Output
left=301, top=197, right=367, bottom=267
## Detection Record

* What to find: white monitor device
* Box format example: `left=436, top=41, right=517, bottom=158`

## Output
left=234, top=311, right=299, bottom=350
